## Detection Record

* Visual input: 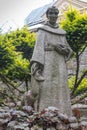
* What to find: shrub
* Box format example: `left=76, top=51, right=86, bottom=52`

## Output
left=68, top=76, right=87, bottom=96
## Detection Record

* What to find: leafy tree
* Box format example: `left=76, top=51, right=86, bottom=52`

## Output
left=0, top=34, right=17, bottom=72
left=60, top=7, right=87, bottom=98
left=0, top=26, right=36, bottom=79
left=0, top=27, right=36, bottom=105
left=69, top=76, right=87, bottom=96
left=5, top=27, right=36, bottom=89
left=7, top=26, right=36, bottom=60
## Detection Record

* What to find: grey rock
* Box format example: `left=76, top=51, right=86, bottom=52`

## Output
left=11, top=110, right=26, bottom=117
left=69, top=122, right=79, bottom=129
left=0, top=112, right=10, bottom=119
left=7, top=121, right=29, bottom=130
left=0, top=119, right=9, bottom=126
left=0, top=112, right=11, bottom=126
left=81, top=121, right=87, bottom=126
left=22, top=105, right=33, bottom=113
left=58, top=113, right=68, bottom=121
left=47, top=106, right=59, bottom=111
left=69, top=116, right=77, bottom=123
left=7, top=121, right=18, bottom=130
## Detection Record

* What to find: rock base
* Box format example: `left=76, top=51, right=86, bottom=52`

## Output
left=0, top=106, right=87, bottom=130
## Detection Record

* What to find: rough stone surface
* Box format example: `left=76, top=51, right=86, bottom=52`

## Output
left=37, top=31, right=72, bottom=116
left=72, top=104, right=87, bottom=117
left=80, top=47, right=87, bottom=71
left=31, top=12, right=73, bottom=116
left=0, top=106, right=87, bottom=130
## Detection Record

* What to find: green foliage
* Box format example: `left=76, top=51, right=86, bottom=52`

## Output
left=60, top=6, right=87, bottom=53
left=0, top=26, right=36, bottom=107
left=69, top=76, right=87, bottom=96
left=6, top=26, right=36, bottom=60
left=61, top=6, right=87, bottom=97
left=0, top=26, right=36, bottom=80
left=6, top=55, right=30, bottom=80
left=0, top=87, right=7, bottom=106
left=0, top=34, right=17, bottom=71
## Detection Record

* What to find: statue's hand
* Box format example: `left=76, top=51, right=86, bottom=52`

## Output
left=55, top=44, right=69, bottom=55
left=31, top=62, right=44, bottom=82
left=34, top=70, right=45, bottom=82
left=31, top=62, right=38, bottom=75
left=65, top=50, right=73, bottom=62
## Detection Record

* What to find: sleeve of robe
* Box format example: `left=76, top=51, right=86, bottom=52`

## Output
left=64, top=36, right=73, bottom=61
left=30, top=29, right=45, bottom=67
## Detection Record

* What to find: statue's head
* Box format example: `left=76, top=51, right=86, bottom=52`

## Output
left=46, top=6, right=59, bottom=24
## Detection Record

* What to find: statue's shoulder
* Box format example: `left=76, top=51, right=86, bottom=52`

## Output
left=38, top=25, right=66, bottom=35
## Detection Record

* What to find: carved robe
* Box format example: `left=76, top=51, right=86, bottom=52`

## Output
left=31, top=25, right=72, bottom=116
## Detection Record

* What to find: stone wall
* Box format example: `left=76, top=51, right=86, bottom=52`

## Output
left=80, top=47, right=87, bottom=71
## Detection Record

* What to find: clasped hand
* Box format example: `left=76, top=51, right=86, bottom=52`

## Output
left=55, top=44, right=69, bottom=55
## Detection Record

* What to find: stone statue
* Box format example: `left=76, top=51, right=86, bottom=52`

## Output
left=30, top=6, right=73, bottom=116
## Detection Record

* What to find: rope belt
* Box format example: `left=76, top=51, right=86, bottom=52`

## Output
left=44, top=47, right=55, bottom=51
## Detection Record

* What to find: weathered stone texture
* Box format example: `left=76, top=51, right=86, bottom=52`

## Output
left=31, top=27, right=72, bottom=116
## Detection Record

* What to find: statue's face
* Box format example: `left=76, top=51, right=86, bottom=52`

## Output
left=47, top=9, right=58, bottom=24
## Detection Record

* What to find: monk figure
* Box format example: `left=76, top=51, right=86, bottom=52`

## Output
left=30, top=6, right=73, bottom=116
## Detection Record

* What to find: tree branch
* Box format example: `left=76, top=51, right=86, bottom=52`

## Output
left=79, top=44, right=87, bottom=56
left=71, top=70, right=87, bottom=98
left=71, top=52, right=80, bottom=96
left=0, top=74, right=24, bottom=94
left=71, top=91, right=87, bottom=105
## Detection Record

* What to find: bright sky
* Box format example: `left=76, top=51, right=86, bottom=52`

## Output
left=0, top=0, right=87, bottom=32
left=0, top=0, right=54, bottom=32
